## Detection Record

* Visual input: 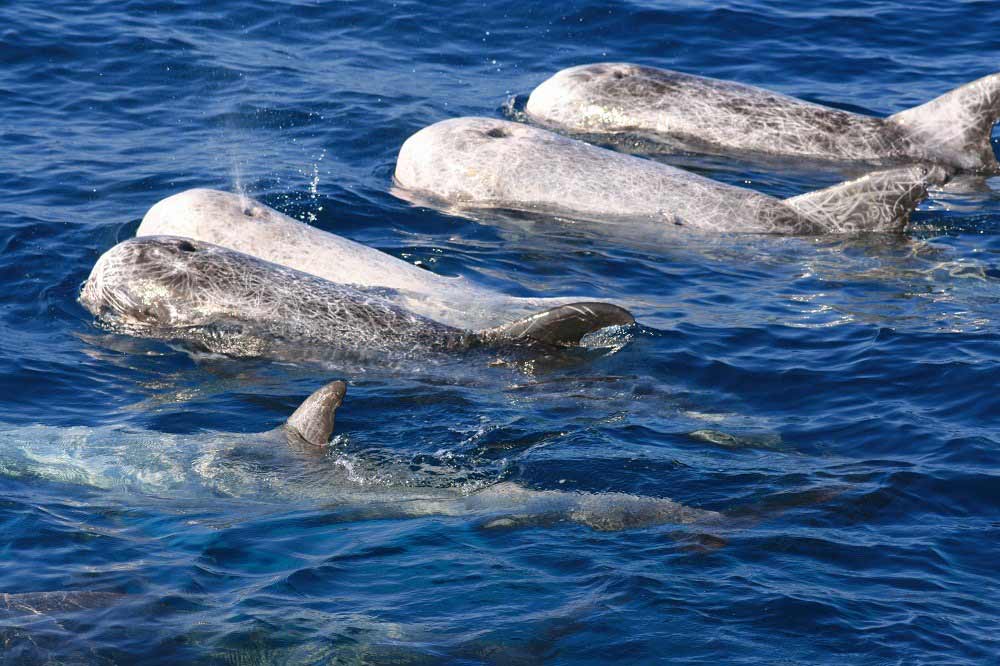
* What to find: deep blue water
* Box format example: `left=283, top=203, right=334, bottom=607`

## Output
left=2, top=0, right=999, bottom=663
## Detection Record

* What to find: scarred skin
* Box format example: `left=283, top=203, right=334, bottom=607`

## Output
left=137, top=188, right=579, bottom=330
left=78, top=236, right=634, bottom=360
left=525, top=63, right=1000, bottom=173
left=394, top=117, right=945, bottom=234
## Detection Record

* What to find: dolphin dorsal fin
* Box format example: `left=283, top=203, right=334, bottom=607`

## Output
left=888, top=73, right=1000, bottom=173
left=483, top=302, right=634, bottom=347
left=285, top=381, right=347, bottom=446
left=783, top=165, right=949, bottom=233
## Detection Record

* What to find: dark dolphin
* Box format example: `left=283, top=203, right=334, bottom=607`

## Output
left=79, top=236, right=634, bottom=361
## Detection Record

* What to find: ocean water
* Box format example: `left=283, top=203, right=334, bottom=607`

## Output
left=1, top=0, right=999, bottom=663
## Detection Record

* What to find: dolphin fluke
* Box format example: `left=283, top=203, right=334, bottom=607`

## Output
left=483, top=302, right=635, bottom=347
left=285, top=380, right=347, bottom=446
left=783, top=164, right=950, bottom=233
left=889, top=73, right=1000, bottom=174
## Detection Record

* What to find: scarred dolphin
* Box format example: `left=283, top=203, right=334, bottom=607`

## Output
left=525, top=63, right=1000, bottom=173
left=394, top=117, right=947, bottom=234
left=78, top=236, right=634, bottom=361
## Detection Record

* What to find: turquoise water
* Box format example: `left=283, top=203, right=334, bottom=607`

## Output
left=1, top=1, right=998, bottom=663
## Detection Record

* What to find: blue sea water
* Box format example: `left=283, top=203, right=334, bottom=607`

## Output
left=1, top=0, right=999, bottom=663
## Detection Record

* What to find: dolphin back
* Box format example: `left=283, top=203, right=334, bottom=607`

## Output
left=528, top=63, right=1000, bottom=173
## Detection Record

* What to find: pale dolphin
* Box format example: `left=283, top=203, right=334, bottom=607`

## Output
left=526, top=63, right=1000, bottom=173
left=394, top=117, right=947, bottom=234
left=137, top=188, right=579, bottom=329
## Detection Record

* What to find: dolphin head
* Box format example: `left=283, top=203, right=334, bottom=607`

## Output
left=394, top=117, right=572, bottom=203
left=138, top=188, right=276, bottom=238
left=79, top=236, right=240, bottom=332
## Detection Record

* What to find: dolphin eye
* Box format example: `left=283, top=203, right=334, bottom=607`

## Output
left=176, top=240, right=197, bottom=252
left=134, top=304, right=165, bottom=324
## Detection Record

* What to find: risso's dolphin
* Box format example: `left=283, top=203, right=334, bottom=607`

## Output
left=394, top=117, right=947, bottom=234
left=0, top=591, right=126, bottom=616
left=526, top=63, right=1000, bottom=173
left=137, top=188, right=578, bottom=330
left=0, top=382, right=719, bottom=532
left=79, top=236, right=634, bottom=361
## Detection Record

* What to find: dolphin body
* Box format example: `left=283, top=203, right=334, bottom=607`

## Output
left=0, top=591, right=126, bottom=616
left=79, top=236, right=634, bottom=362
left=525, top=63, right=1000, bottom=174
left=0, top=381, right=720, bottom=631
left=137, top=189, right=579, bottom=330
left=0, top=382, right=718, bottom=532
left=393, top=117, right=946, bottom=234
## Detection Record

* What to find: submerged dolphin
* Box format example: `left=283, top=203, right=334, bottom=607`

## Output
left=0, top=591, right=125, bottom=616
left=79, top=236, right=634, bottom=361
left=0, top=382, right=718, bottom=532
left=525, top=63, right=1000, bottom=173
left=394, top=117, right=946, bottom=234
left=137, top=188, right=577, bottom=330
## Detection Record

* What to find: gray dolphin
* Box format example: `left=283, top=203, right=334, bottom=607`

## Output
left=394, top=117, right=946, bottom=234
left=525, top=63, right=1000, bottom=173
left=79, top=236, right=634, bottom=361
left=0, top=381, right=719, bottom=532
left=0, top=379, right=718, bottom=622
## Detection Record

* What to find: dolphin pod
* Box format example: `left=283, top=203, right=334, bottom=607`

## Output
left=72, top=62, right=996, bottom=537
left=394, top=117, right=946, bottom=233
left=526, top=63, right=1000, bottom=174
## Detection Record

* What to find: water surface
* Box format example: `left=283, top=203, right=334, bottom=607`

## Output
left=1, top=0, right=998, bottom=663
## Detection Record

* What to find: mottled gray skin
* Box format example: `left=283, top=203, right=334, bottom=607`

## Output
left=526, top=63, right=1000, bottom=174
left=79, top=236, right=633, bottom=360
left=394, top=117, right=945, bottom=234
left=138, top=188, right=578, bottom=330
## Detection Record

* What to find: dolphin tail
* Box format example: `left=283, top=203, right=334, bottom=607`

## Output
left=481, top=302, right=635, bottom=347
left=783, top=165, right=949, bottom=233
left=285, top=380, right=347, bottom=446
left=888, top=73, right=1000, bottom=173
